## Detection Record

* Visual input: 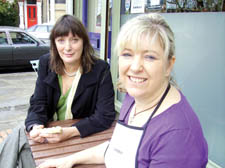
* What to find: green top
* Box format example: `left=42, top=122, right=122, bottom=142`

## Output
left=56, top=75, right=71, bottom=120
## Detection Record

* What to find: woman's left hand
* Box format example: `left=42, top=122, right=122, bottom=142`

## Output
left=37, top=157, right=73, bottom=168
left=39, top=127, right=79, bottom=143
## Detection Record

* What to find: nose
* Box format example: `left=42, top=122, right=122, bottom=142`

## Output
left=65, top=40, right=72, bottom=51
left=130, top=55, right=144, bottom=72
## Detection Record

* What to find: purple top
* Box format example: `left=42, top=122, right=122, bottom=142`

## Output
left=119, top=92, right=208, bottom=168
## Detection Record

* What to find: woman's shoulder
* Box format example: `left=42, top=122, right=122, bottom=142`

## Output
left=37, top=53, right=51, bottom=75
left=39, top=53, right=50, bottom=65
left=93, top=58, right=109, bottom=67
left=141, top=88, right=208, bottom=166
left=90, top=58, right=110, bottom=73
left=150, top=87, right=203, bottom=137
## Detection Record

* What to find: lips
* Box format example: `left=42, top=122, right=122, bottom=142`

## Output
left=129, top=76, right=146, bottom=83
left=64, top=53, right=73, bottom=57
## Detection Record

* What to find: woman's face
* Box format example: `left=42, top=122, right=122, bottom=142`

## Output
left=119, top=36, right=174, bottom=100
left=55, top=31, right=83, bottom=67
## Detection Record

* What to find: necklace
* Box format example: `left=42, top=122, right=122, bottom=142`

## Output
left=129, top=84, right=171, bottom=125
left=63, top=68, right=77, bottom=77
left=134, top=103, right=158, bottom=117
left=129, top=103, right=158, bottom=124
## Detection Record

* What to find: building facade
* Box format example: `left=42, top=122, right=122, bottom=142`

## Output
left=17, top=0, right=71, bottom=29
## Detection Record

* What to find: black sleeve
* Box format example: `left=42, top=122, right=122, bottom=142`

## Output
left=73, top=63, right=116, bottom=137
left=25, top=54, right=50, bottom=131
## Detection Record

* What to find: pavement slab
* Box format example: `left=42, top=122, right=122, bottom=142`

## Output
left=0, top=72, right=37, bottom=131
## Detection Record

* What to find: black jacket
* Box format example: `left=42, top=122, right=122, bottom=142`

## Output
left=25, top=54, right=115, bottom=137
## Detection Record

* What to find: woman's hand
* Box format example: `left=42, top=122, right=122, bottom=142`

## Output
left=39, top=127, right=79, bottom=143
left=29, top=125, right=45, bottom=143
left=37, top=157, right=74, bottom=168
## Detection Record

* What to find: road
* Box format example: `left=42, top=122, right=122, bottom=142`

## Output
left=0, top=71, right=37, bottom=131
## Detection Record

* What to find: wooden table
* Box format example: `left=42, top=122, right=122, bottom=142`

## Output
left=27, top=120, right=115, bottom=167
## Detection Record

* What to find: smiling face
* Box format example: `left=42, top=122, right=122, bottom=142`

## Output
left=119, top=35, right=174, bottom=101
left=55, top=31, right=83, bottom=67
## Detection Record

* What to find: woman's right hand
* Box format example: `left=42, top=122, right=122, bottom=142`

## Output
left=29, top=125, right=46, bottom=143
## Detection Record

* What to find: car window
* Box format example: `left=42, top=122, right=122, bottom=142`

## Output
left=27, top=25, right=37, bottom=32
left=0, top=32, right=8, bottom=45
left=35, top=25, right=47, bottom=33
left=10, top=32, right=36, bottom=44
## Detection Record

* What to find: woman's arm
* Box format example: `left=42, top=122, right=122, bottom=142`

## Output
left=73, top=61, right=116, bottom=137
left=25, top=54, right=51, bottom=131
left=37, top=141, right=109, bottom=168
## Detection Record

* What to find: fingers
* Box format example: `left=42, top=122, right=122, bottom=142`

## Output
left=33, top=125, right=44, bottom=129
left=39, top=133, right=60, bottom=143
left=29, top=125, right=45, bottom=143
left=33, top=136, right=46, bottom=143
left=31, top=126, right=69, bottom=143
left=39, top=133, right=55, bottom=138
left=39, top=129, right=65, bottom=143
left=30, top=125, right=44, bottom=137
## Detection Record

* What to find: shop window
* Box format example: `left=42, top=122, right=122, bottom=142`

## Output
left=55, top=0, right=66, bottom=4
left=122, top=0, right=225, bottom=13
left=27, top=0, right=36, bottom=4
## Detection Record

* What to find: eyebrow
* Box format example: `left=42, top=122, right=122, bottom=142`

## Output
left=122, top=48, right=160, bottom=56
left=143, top=50, right=159, bottom=54
left=123, top=48, right=132, bottom=51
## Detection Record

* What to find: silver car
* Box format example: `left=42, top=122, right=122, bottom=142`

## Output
left=27, top=23, right=53, bottom=43
left=0, top=26, right=49, bottom=69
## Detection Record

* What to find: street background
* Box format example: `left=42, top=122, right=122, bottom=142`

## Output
left=0, top=71, right=37, bottom=131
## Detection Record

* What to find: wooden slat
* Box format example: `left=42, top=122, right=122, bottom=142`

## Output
left=47, top=119, right=76, bottom=127
left=32, top=139, right=107, bottom=159
left=27, top=120, right=115, bottom=168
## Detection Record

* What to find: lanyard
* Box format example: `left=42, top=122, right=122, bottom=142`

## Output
left=135, top=84, right=171, bottom=167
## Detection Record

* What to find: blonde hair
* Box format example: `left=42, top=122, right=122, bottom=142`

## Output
left=115, top=13, right=175, bottom=61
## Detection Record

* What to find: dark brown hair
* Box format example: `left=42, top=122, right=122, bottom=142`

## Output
left=49, top=14, right=97, bottom=74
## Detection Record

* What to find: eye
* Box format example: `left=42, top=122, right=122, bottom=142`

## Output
left=56, top=38, right=65, bottom=44
left=121, top=52, right=132, bottom=57
left=144, top=55, right=156, bottom=61
left=72, top=38, right=78, bottom=42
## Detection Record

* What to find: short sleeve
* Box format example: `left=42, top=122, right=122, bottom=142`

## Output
left=149, top=129, right=207, bottom=168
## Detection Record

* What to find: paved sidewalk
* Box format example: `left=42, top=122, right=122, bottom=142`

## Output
left=0, top=72, right=37, bottom=131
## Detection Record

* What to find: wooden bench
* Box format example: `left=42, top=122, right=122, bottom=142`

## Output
left=27, top=119, right=115, bottom=167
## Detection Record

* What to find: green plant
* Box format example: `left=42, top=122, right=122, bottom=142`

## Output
left=0, top=0, right=19, bottom=26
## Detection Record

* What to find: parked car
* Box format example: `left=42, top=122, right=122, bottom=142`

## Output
left=26, top=23, right=54, bottom=43
left=0, top=26, right=50, bottom=69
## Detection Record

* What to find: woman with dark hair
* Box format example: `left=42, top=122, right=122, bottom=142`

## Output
left=25, top=14, right=115, bottom=142
left=0, top=15, right=115, bottom=168
left=49, top=14, right=95, bottom=75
